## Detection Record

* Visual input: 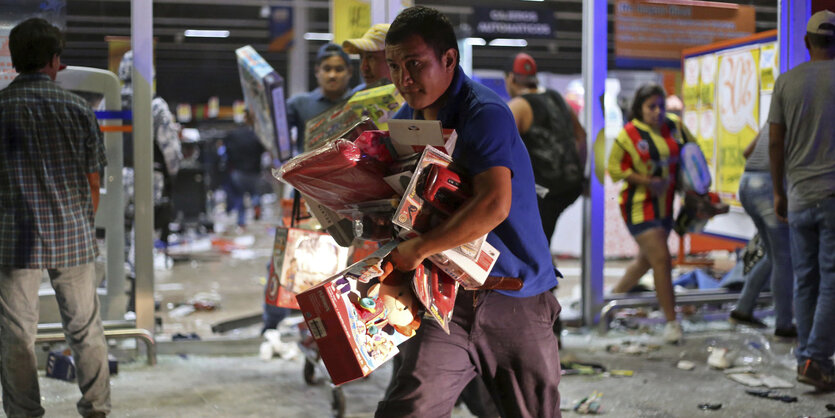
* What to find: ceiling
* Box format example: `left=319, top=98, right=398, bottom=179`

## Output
left=61, top=0, right=779, bottom=106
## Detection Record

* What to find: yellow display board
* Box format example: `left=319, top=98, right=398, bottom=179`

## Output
left=332, top=0, right=372, bottom=44
left=681, top=30, right=777, bottom=206
left=715, top=48, right=760, bottom=204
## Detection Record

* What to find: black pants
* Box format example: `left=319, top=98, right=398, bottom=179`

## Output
left=537, top=188, right=581, bottom=244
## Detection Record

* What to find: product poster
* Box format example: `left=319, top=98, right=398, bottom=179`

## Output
left=332, top=0, right=371, bottom=44
left=715, top=48, right=760, bottom=204
left=759, top=43, right=777, bottom=92
left=683, top=57, right=700, bottom=109
left=699, top=54, right=716, bottom=107
left=698, top=109, right=716, bottom=170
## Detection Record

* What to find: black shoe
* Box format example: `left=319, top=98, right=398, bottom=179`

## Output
left=729, top=310, right=767, bottom=329
left=797, top=359, right=835, bottom=392
left=774, top=325, right=797, bottom=339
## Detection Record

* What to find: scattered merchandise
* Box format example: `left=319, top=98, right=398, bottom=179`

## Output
left=707, top=347, right=731, bottom=369
left=561, top=361, right=607, bottom=376
left=606, top=341, right=661, bottom=355
left=744, top=389, right=797, bottom=403
left=677, top=360, right=696, bottom=371
left=171, top=332, right=201, bottom=341
left=46, top=349, right=76, bottom=382
left=697, top=403, right=722, bottom=411
left=168, top=304, right=196, bottom=318
left=573, top=391, right=603, bottom=414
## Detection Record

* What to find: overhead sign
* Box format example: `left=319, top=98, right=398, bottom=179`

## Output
left=472, top=7, right=554, bottom=39
left=615, top=0, right=755, bottom=68
left=268, top=6, right=293, bottom=52
left=332, top=0, right=371, bottom=44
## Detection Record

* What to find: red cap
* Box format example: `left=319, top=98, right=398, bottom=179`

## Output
left=511, top=53, right=537, bottom=77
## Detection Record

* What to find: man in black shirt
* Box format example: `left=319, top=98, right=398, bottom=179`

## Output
left=222, top=110, right=266, bottom=228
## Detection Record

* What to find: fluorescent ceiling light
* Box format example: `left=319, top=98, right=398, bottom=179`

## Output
left=488, top=38, right=528, bottom=47
left=304, top=32, right=334, bottom=41
left=464, top=37, right=486, bottom=46
left=184, top=30, right=230, bottom=38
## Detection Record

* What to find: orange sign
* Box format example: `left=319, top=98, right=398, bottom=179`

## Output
left=615, top=0, right=755, bottom=65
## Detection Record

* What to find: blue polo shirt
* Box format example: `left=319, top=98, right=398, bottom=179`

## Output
left=393, top=66, right=559, bottom=298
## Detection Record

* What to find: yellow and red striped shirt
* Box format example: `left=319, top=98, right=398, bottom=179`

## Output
left=608, top=117, right=684, bottom=225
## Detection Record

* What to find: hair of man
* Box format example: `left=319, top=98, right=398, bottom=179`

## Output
left=9, top=17, right=65, bottom=73
left=386, top=6, right=459, bottom=67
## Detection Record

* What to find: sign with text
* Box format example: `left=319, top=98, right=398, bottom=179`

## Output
left=615, top=0, right=755, bottom=67
left=471, top=7, right=554, bottom=39
left=332, top=0, right=371, bottom=44
left=268, top=6, right=293, bottom=52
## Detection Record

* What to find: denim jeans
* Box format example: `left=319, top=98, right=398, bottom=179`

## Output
left=736, top=171, right=794, bottom=330
left=225, top=170, right=262, bottom=227
left=789, top=196, right=835, bottom=371
left=0, top=263, right=110, bottom=417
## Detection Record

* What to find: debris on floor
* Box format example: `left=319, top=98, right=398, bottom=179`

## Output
left=697, top=403, right=722, bottom=410
left=744, top=389, right=798, bottom=403
left=573, top=391, right=603, bottom=414
left=676, top=360, right=696, bottom=371
left=726, top=372, right=794, bottom=389
left=606, top=341, right=661, bottom=355
left=707, top=347, right=730, bottom=369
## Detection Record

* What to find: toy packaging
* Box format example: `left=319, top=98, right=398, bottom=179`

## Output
left=345, top=84, right=404, bottom=131
left=412, top=261, right=458, bottom=334
left=265, top=227, right=350, bottom=309
left=388, top=119, right=457, bottom=157
left=296, top=242, right=414, bottom=385
left=301, top=193, right=355, bottom=247
left=235, top=45, right=292, bottom=161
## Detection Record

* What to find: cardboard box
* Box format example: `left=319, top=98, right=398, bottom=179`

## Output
left=412, top=262, right=458, bottom=334
left=345, top=84, right=404, bottom=131
left=296, top=242, right=410, bottom=385
left=46, top=350, right=76, bottom=382
left=390, top=146, right=496, bottom=288
left=388, top=119, right=457, bottom=158
left=235, top=45, right=292, bottom=161
left=265, top=227, right=350, bottom=309
left=303, top=104, right=361, bottom=152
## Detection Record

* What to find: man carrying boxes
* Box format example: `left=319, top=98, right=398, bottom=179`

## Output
left=377, top=6, right=562, bottom=417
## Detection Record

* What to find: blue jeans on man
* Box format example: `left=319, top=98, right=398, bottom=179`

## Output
left=736, top=171, right=794, bottom=330
left=788, top=196, right=835, bottom=373
left=225, top=170, right=262, bottom=227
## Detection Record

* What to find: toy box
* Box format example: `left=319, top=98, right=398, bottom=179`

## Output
left=46, top=350, right=76, bottom=382
left=265, top=227, right=350, bottom=309
left=345, top=84, right=404, bottom=131
left=295, top=242, right=411, bottom=385
left=303, top=106, right=364, bottom=152
left=235, top=45, right=292, bottom=161
left=388, top=119, right=457, bottom=158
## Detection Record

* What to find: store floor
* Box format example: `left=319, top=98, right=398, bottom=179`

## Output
left=30, top=200, right=835, bottom=417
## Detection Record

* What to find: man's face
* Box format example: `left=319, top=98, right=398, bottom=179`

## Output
left=315, top=55, right=351, bottom=97
left=359, top=50, right=389, bottom=85
left=386, top=35, right=456, bottom=111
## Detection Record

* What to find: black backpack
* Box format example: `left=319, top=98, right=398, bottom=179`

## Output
left=520, top=90, right=585, bottom=198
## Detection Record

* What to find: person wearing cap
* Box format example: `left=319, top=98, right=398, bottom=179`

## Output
left=504, top=52, right=587, bottom=249
left=768, top=9, right=835, bottom=392
left=285, top=42, right=353, bottom=154
left=0, top=18, right=111, bottom=417
left=343, top=23, right=392, bottom=93
left=378, top=7, right=561, bottom=416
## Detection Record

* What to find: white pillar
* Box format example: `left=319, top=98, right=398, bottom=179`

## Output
left=131, top=0, right=155, bottom=335
left=581, top=0, right=606, bottom=326
left=289, top=0, right=309, bottom=97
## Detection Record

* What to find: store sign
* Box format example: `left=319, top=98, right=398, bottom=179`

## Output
left=471, top=7, right=554, bottom=39
left=332, top=0, right=371, bottom=44
left=615, top=0, right=755, bottom=68
left=268, top=6, right=293, bottom=52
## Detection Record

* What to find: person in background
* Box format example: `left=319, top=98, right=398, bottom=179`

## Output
left=729, top=125, right=795, bottom=337
left=504, top=52, right=586, bottom=246
left=285, top=42, right=353, bottom=154
left=0, top=18, right=110, bottom=418
left=118, top=49, right=182, bottom=259
left=607, top=84, right=684, bottom=344
left=768, top=9, right=835, bottom=392
left=343, top=23, right=392, bottom=92
left=378, top=7, right=561, bottom=416
left=222, top=110, right=266, bottom=230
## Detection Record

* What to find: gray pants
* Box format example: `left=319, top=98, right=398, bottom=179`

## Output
left=0, top=263, right=110, bottom=417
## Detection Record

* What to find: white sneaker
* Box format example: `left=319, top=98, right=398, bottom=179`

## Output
left=663, top=321, right=683, bottom=344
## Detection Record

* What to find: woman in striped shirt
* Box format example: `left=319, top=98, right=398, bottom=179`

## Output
left=608, top=84, right=684, bottom=344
